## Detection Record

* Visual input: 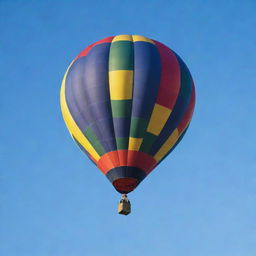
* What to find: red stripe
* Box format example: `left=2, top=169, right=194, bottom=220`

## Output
left=153, top=40, right=180, bottom=109
left=97, top=151, right=120, bottom=174
left=127, top=150, right=156, bottom=174
left=177, top=82, right=195, bottom=133
left=97, top=150, right=157, bottom=175
left=75, top=36, right=114, bottom=60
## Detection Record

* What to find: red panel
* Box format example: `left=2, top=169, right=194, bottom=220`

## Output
left=75, top=36, right=114, bottom=60
left=113, top=178, right=138, bottom=193
left=177, top=83, right=196, bottom=133
left=97, top=150, right=157, bottom=175
left=127, top=150, right=157, bottom=174
left=117, top=150, right=128, bottom=166
left=153, top=40, right=180, bottom=109
left=97, top=151, right=120, bottom=174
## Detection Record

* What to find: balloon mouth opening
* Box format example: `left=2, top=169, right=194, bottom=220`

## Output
left=113, top=178, right=138, bottom=194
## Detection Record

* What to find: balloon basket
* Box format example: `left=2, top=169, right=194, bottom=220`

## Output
left=118, top=194, right=131, bottom=215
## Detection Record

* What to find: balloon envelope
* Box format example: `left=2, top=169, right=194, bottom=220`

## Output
left=60, top=35, right=195, bottom=194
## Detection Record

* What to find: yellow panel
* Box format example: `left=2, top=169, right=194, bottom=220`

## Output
left=132, top=35, right=155, bottom=44
left=112, top=35, right=133, bottom=42
left=109, top=70, right=133, bottom=100
left=147, top=104, right=172, bottom=136
left=60, top=61, right=100, bottom=161
left=128, top=137, right=143, bottom=151
left=154, top=129, right=179, bottom=162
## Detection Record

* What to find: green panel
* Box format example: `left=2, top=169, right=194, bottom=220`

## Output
left=83, top=127, right=105, bottom=156
left=111, top=100, right=132, bottom=118
left=129, top=118, right=148, bottom=138
left=116, top=137, right=129, bottom=150
left=93, top=142, right=106, bottom=156
left=109, top=41, right=134, bottom=71
left=140, top=132, right=157, bottom=153
left=84, top=127, right=98, bottom=143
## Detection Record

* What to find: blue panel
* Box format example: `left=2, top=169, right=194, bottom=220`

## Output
left=86, top=101, right=113, bottom=123
left=112, top=117, right=130, bottom=137
left=131, top=42, right=161, bottom=119
left=106, top=166, right=147, bottom=194
left=106, top=166, right=146, bottom=183
left=65, top=43, right=117, bottom=152
left=132, top=99, right=155, bottom=118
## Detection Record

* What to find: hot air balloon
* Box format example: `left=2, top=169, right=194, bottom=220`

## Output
left=60, top=35, right=195, bottom=215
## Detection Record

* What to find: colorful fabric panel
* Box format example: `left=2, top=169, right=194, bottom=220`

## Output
left=60, top=35, right=195, bottom=194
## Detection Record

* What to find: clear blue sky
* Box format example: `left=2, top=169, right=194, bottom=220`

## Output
left=1, top=1, right=256, bottom=255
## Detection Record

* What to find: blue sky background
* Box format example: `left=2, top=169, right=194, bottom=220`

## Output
left=1, top=0, right=256, bottom=255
